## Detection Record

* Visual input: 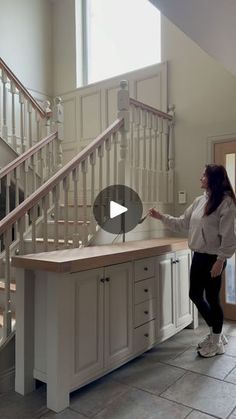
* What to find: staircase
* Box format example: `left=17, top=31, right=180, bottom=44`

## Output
left=0, top=59, right=175, bottom=368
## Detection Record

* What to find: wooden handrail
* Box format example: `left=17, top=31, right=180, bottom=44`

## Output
left=0, top=132, right=58, bottom=180
left=130, top=97, right=173, bottom=121
left=0, top=118, right=124, bottom=235
left=0, top=57, right=49, bottom=119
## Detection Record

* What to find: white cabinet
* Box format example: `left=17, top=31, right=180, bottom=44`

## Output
left=72, top=262, right=133, bottom=386
left=156, top=249, right=192, bottom=341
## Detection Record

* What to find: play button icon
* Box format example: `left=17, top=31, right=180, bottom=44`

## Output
left=110, top=201, right=128, bottom=219
left=93, top=184, right=143, bottom=234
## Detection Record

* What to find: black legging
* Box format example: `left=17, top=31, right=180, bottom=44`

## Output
left=189, top=252, right=226, bottom=334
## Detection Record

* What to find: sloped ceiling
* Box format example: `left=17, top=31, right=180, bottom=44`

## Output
left=149, top=0, right=236, bottom=77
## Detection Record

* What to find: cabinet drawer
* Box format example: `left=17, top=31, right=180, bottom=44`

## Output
left=134, top=258, right=155, bottom=282
left=135, top=277, right=155, bottom=304
left=134, top=299, right=156, bottom=328
left=134, top=320, right=156, bottom=353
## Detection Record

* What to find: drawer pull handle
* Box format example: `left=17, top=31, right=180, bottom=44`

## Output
left=144, top=333, right=149, bottom=337
left=144, top=289, right=148, bottom=293
left=144, top=310, right=149, bottom=315
left=144, top=267, right=148, bottom=271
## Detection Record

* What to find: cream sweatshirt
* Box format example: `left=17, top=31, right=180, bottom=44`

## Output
left=162, top=194, right=236, bottom=260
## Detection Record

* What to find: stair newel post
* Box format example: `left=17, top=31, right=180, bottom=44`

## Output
left=10, top=81, right=17, bottom=150
left=162, top=118, right=169, bottom=203
left=2, top=70, right=8, bottom=142
left=89, top=152, right=96, bottom=237
left=72, top=167, right=80, bottom=247
left=153, top=115, right=159, bottom=202
left=53, top=97, right=64, bottom=169
left=141, top=109, right=147, bottom=202
left=117, top=80, right=130, bottom=186
left=19, top=92, right=25, bottom=153
left=157, top=116, right=163, bottom=202
left=167, top=105, right=175, bottom=204
left=148, top=111, right=153, bottom=202
left=81, top=159, right=88, bottom=244
left=63, top=176, right=70, bottom=248
left=3, top=228, right=12, bottom=339
left=43, top=100, right=52, bottom=138
left=134, top=106, right=141, bottom=196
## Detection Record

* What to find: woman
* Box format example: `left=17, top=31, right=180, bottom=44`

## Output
left=149, top=164, right=236, bottom=358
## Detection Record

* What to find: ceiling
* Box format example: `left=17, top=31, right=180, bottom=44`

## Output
left=149, top=0, right=236, bottom=77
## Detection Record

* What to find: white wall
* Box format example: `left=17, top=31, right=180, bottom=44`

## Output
left=161, top=16, right=236, bottom=215
left=0, top=0, right=52, bottom=97
left=52, top=0, right=77, bottom=95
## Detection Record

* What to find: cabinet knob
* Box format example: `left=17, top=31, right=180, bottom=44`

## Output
left=144, top=310, right=149, bottom=315
left=144, top=333, right=149, bottom=337
left=144, top=267, right=148, bottom=271
left=100, top=278, right=105, bottom=283
left=172, top=260, right=176, bottom=264
left=105, top=277, right=110, bottom=282
left=176, top=259, right=179, bottom=263
left=144, top=288, right=148, bottom=293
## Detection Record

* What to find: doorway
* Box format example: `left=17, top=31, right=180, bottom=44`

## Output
left=214, top=140, right=236, bottom=321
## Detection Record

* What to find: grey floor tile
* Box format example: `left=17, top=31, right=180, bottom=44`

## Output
left=224, top=366, right=236, bottom=384
left=70, top=375, right=129, bottom=417
left=93, top=387, right=191, bottom=419
left=224, top=337, right=236, bottom=357
left=39, top=409, right=88, bottom=418
left=161, top=371, right=236, bottom=419
left=109, top=356, right=186, bottom=395
left=166, top=347, right=236, bottom=380
left=224, top=322, right=236, bottom=337
left=187, top=411, right=216, bottom=418
left=0, top=387, right=47, bottom=419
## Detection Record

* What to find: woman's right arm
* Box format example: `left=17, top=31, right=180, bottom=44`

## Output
left=149, top=201, right=196, bottom=233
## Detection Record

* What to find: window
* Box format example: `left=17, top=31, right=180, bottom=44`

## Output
left=77, top=0, right=161, bottom=86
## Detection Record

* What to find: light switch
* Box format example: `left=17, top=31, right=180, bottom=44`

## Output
left=178, top=190, right=186, bottom=204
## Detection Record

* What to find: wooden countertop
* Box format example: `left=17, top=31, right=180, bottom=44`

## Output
left=12, top=238, right=188, bottom=273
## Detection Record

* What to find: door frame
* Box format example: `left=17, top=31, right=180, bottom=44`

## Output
left=207, top=132, right=236, bottom=321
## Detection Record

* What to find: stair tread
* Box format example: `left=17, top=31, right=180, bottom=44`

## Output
left=59, top=204, right=92, bottom=207
left=49, top=220, right=90, bottom=225
left=24, top=237, right=75, bottom=244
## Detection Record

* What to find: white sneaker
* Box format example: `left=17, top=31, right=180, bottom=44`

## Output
left=197, top=333, right=228, bottom=349
left=198, top=341, right=225, bottom=358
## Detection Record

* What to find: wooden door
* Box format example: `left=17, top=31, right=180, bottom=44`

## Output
left=214, top=140, right=236, bottom=321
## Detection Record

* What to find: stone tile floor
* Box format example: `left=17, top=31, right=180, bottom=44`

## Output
left=1, top=319, right=236, bottom=419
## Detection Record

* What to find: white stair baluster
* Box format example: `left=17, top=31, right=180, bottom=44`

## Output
left=2, top=70, right=8, bottom=141
left=89, top=152, right=96, bottom=237
left=157, top=117, right=163, bottom=202
left=3, top=229, right=12, bottom=339
left=148, top=112, right=153, bottom=202
left=81, top=159, right=88, bottom=244
left=28, top=102, right=33, bottom=148
left=134, top=107, right=141, bottom=196
left=5, top=173, right=11, bottom=216
left=162, top=118, right=169, bottom=203
left=19, top=92, right=25, bottom=153
left=153, top=115, right=159, bottom=202
left=112, top=132, right=118, bottom=185
left=10, top=81, right=17, bottom=150
left=105, top=136, right=111, bottom=187
left=30, top=206, right=37, bottom=253
left=42, top=196, right=49, bottom=252
left=98, top=144, right=104, bottom=192
left=52, top=185, right=60, bottom=249
left=141, top=110, right=147, bottom=201
left=72, top=167, right=80, bottom=247
left=63, top=176, right=69, bottom=247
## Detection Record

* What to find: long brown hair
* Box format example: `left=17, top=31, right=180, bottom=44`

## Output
left=204, top=164, right=236, bottom=215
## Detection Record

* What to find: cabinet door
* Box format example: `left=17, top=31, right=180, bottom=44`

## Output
left=156, top=253, right=176, bottom=340
left=175, top=249, right=193, bottom=328
left=104, top=262, right=133, bottom=368
left=73, top=268, right=104, bottom=385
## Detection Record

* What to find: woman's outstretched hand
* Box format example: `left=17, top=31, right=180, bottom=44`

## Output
left=148, top=208, right=163, bottom=220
